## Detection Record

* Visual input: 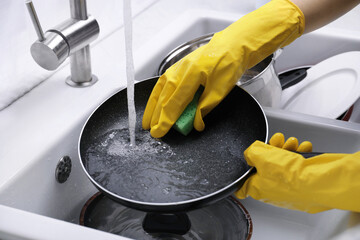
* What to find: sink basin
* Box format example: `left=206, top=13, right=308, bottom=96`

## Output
left=0, top=9, right=360, bottom=240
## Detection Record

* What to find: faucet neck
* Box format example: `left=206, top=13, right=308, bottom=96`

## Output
left=70, top=0, right=88, bottom=20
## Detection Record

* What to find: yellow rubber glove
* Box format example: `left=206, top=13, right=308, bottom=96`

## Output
left=269, top=132, right=313, bottom=152
left=142, top=0, right=305, bottom=138
left=236, top=133, right=360, bottom=213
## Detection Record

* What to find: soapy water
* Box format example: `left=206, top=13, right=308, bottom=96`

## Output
left=85, top=128, right=247, bottom=203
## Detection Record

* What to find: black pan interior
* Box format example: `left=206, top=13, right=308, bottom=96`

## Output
left=80, top=78, right=267, bottom=207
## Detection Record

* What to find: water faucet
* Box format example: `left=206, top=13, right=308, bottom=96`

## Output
left=25, top=0, right=100, bottom=87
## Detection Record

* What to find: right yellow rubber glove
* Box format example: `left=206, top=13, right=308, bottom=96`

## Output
left=142, top=0, right=305, bottom=138
left=236, top=134, right=360, bottom=214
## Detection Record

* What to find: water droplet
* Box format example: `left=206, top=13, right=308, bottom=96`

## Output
left=200, top=179, right=209, bottom=185
left=162, top=187, right=171, bottom=195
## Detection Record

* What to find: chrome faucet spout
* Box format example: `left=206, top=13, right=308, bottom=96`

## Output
left=26, top=0, right=99, bottom=87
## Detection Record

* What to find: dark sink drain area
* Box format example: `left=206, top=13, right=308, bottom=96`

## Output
left=79, top=192, right=252, bottom=240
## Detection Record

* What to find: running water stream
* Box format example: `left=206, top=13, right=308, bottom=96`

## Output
left=123, top=0, right=136, bottom=146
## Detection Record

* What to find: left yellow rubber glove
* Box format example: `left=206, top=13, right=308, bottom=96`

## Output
left=236, top=137, right=360, bottom=213
left=142, top=0, right=305, bottom=138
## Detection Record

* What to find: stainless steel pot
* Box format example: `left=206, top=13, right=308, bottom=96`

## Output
left=158, top=33, right=282, bottom=108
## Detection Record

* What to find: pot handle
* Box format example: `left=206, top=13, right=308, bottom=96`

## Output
left=279, top=68, right=308, bottom=90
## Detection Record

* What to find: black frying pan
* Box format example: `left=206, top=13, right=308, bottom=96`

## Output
left=79, top=77, right=268, bottom=213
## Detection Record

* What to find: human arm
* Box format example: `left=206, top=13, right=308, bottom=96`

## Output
left=292, top=0, right=360, bottom=33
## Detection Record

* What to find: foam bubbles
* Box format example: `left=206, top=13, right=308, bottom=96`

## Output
left=85, top=128, right=247, bottom=204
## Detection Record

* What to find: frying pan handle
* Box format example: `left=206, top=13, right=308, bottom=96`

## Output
left=297, top=152, right=324, bottom=158
left=247, top=151, right=324, bottom=175
left=142, top=212, right=191, bottom=235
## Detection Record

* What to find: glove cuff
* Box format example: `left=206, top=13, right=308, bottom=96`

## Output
left=279, top=0, right=306, bottom=45
left=220, top=0, right=306, bottom=69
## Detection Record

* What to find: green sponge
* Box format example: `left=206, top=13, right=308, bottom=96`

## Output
left=173, top=87, right=204, bottom=136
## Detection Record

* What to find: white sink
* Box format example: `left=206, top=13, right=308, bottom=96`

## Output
left=1, top=9, right=360, bottom=240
